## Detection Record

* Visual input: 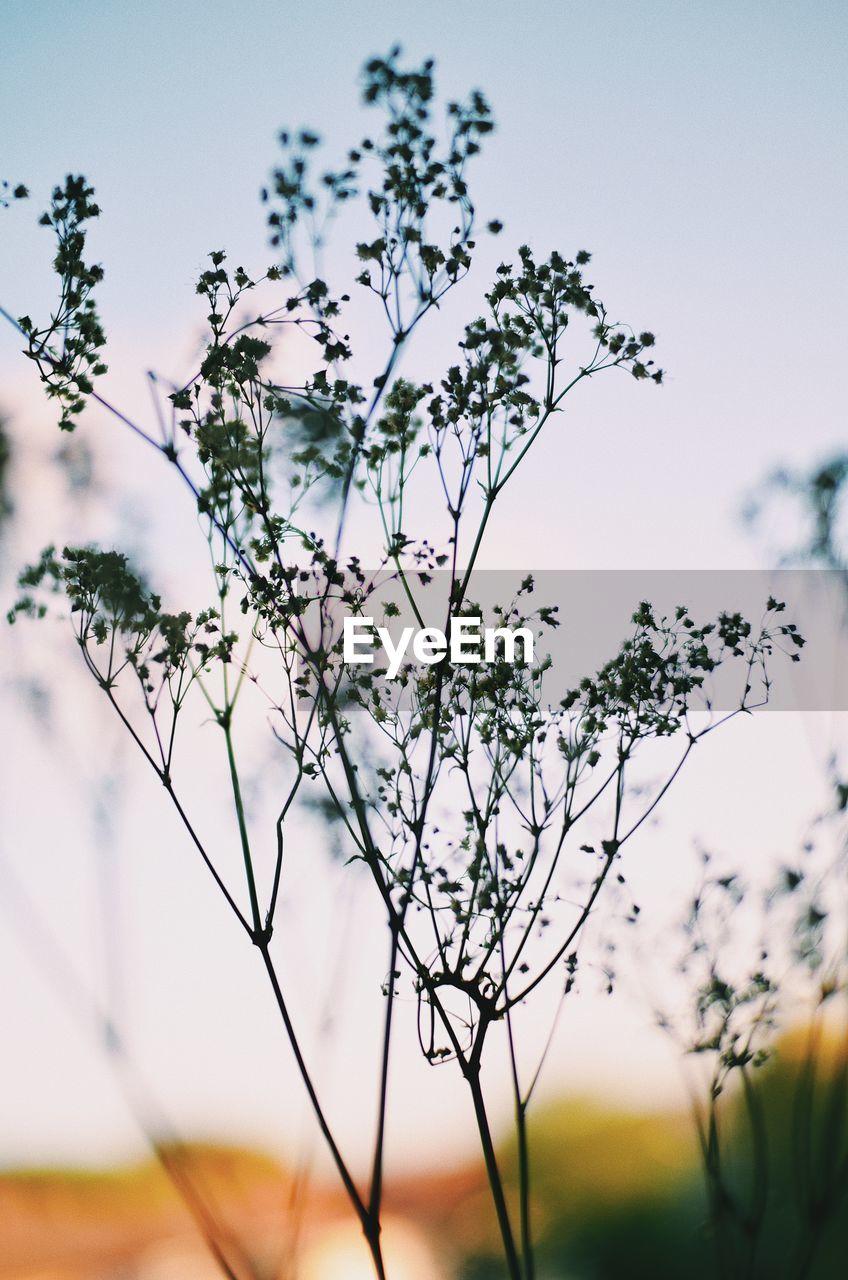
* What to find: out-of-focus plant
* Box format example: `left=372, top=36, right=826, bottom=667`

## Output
left=1, top=50, right=801, bottom=1280
left=657, top=398, right=848, bottom=1280
left=767, top=457, right=848, bottom=576
left=658, top=813, right=848, bottom=1279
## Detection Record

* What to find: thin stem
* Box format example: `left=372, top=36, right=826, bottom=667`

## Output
left=504, top=994, right=534, bottom=1279
left=223, top=719, right=262, bottom=936
left=369, top=924, right=400, bottom=1225
left=257, top=943, right=373, bottom=1237
left=466, top=1063, right=523, bottom=1280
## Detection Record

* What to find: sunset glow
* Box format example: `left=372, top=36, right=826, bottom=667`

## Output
left=301, top=1216, right=445, bottom=1280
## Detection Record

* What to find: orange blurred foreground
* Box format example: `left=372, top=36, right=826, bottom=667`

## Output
left=0, top=1144, right=487, bottom=1279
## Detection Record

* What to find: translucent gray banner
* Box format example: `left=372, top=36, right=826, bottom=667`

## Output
left=325, top=570, right=848, bottom=711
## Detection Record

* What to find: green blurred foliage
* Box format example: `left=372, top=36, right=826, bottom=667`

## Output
left=460, top=1033, right=848, bottom=1279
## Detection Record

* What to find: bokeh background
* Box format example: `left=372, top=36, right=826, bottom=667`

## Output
left=1, top=2, right=847, bottom=1276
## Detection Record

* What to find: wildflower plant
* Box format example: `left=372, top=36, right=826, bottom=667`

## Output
left=2, top=50, right=803, bottom=1280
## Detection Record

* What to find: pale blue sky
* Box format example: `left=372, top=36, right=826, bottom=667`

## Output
left=1, top=1, right=847, bottom=1172
left=3, top=0, right=847, bottom=568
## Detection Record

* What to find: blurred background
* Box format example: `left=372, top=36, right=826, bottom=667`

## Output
left=1, top=1, right=847, bottom=1276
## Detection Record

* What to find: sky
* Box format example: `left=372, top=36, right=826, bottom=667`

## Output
left=1, top=0, right=847, bottom=1176
left=3, top=0, right=847, bottom=569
